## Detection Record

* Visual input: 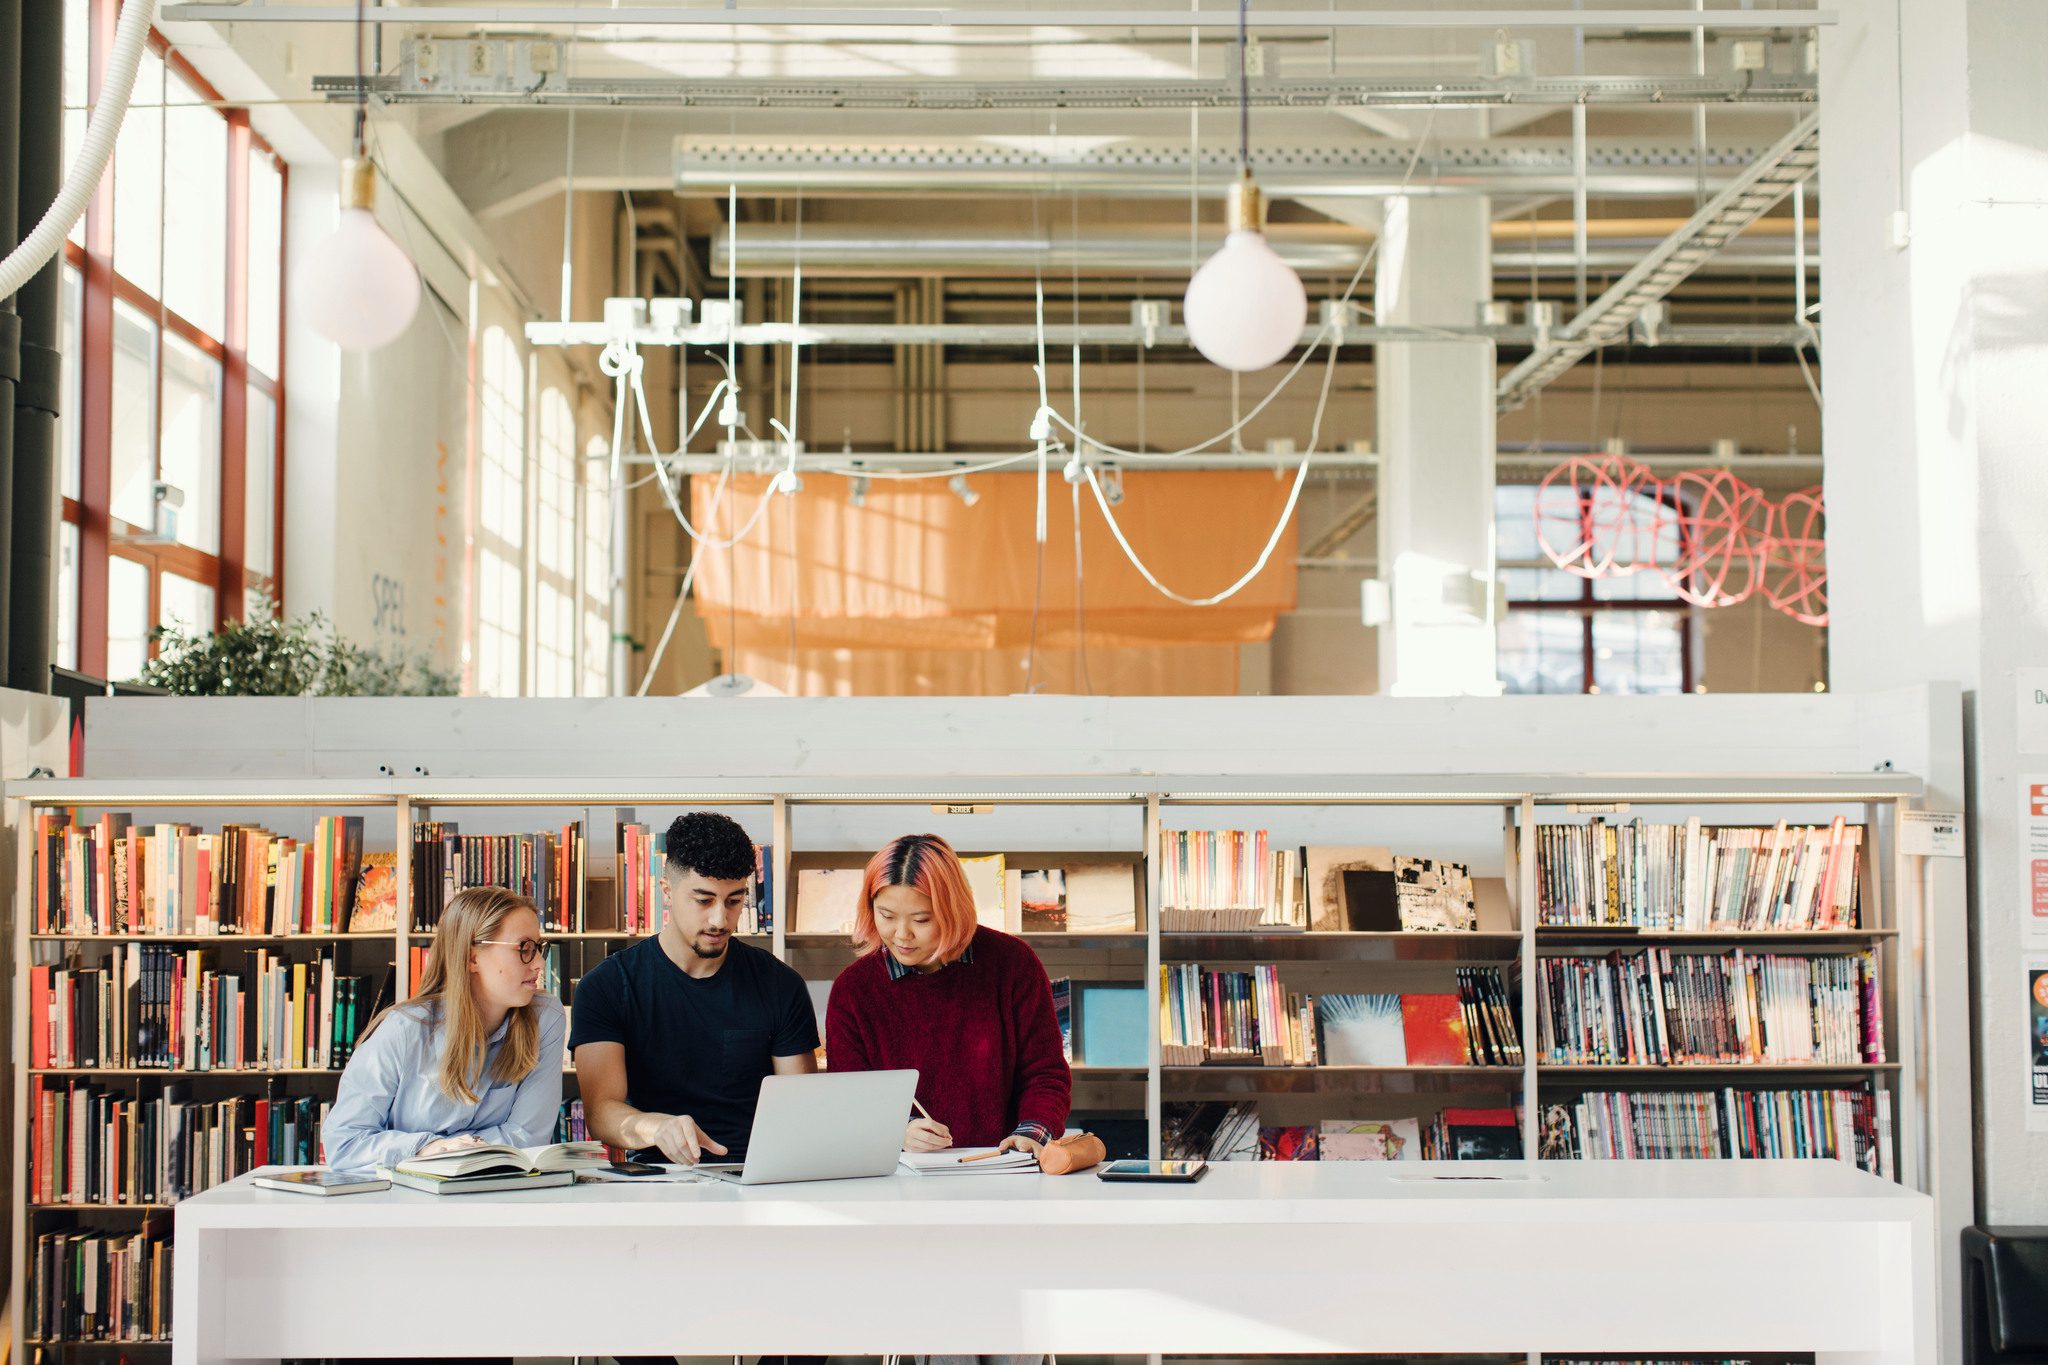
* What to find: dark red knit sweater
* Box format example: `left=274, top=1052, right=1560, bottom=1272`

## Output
left=825, top=926, right=1072, bottom=1148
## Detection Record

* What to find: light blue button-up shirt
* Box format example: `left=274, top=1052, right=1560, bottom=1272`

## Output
left=323, top=994, right=567, bottom=1172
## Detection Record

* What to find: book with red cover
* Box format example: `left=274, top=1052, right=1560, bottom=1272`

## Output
left=1258, top=1125, right=1320, bottom=1161
left=1399, top=993, right=1472, bottom=1066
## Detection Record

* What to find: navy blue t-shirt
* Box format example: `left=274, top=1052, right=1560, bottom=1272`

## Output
left=568, top=936, right=818, bottom=1161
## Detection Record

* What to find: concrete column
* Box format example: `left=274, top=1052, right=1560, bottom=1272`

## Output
left=1373, top=195, right=1498, bottom=696
left=1823, top=0, right=2048, bottom=1357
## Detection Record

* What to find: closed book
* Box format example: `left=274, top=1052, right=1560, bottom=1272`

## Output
left=382, top=1168, right=575, bottom=1195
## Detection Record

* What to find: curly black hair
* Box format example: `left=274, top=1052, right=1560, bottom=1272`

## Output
left=663, top=811, right=758, bottom=882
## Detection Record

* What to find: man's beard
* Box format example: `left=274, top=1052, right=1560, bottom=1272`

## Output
left=690, top=935, right=729, bottom=959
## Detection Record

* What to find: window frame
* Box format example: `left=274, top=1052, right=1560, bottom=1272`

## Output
left=68, top=0, right=286, bottom=680
left=1497, top=483, right=1698, bottom=696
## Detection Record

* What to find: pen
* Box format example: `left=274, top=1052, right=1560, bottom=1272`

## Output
left=912, top=1096, right=938, bottom=1124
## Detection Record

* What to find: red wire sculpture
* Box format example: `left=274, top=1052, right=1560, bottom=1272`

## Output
left=1532, top=455, right=1828, bottom=626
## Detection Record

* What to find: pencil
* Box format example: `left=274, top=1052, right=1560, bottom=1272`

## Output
left=912, top=1096, right=937, bottom=1123
left=957, top=1148, right=1012, bottom=1163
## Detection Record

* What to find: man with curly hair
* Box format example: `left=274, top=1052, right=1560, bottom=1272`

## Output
left=572, top=811, right=819, bottom=1168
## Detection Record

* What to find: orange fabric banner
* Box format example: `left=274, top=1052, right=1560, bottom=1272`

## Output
left=689, top=469, right=1299, bottom=655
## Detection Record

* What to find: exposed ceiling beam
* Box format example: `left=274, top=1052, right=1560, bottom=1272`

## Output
left=323, top=71, right=1817, bottom=109
left=169, top=5, right=1840, bottom=30
left=1495, top=112, right=1821, bottom=412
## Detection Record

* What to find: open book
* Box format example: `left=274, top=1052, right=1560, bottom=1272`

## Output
left=898, top=1146, right=1039, bottom=1176
left=393, top=1140, right=611, bottom=1182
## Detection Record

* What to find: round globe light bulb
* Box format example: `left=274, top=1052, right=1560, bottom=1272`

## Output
left=297, top=161, right=421, bottom=351
left=1182, top=175, right=1308, bottom=372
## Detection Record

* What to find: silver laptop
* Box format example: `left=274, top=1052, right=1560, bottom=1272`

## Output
left=696, top=1069, right=919, bottom=1186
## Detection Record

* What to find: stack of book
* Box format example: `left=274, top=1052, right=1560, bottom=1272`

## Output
left=30, top=1081, right=327, bottom=1205
left=1160, top=963, right=1318, bottom=1064
left=1537, top=817, right=1863, bottom=929
left=411, top=821, right=586, bottom=932
left=1158, top=830, right=1304, bottom=931
left=1542, top=1085, right=1893, bottom=1178
left=31, top=948, right=378, bottom=1072
left=35, top=812, right=368, bottom=935
left=1534, top=949, right=1882, bottom=1066
left=28, top=1217, right=171, bottom=1344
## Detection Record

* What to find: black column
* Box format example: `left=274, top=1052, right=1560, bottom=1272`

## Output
left=10, top=0, right=59, bottom=691
left=0, top=0, right=24, bottom=688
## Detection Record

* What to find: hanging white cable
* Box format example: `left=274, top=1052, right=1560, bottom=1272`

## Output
left=1083, top=319, right=1345, bottom=607
left=631, top=364, right=778, bottom=550
left=0, top=0, right=157, bottom=298
left=815, top=452, right=1039, bottom=481
left=634, top=454, right=737, bottom=695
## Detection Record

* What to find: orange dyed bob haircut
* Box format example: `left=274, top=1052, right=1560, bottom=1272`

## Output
left=853, top=833, right=981, bottom=963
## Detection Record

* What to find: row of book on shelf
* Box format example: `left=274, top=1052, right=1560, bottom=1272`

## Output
left=30, top=948, right=381, bottom=1072
left=34, top=812, right=374, bottom=936
left=1157, top=834, right=1484, bottom=934
left=29, top=1080, right=327, bottom=1207
left=27, top=1219, right=169, bottom=1345
left=1533, top=949, right=1883, bottom=1066
left=1539, top=1085, right=1895, bottom=1179
left=1536, top=817, right=1864, bottom=930
left=794, top=857, right=1140, bottom=935
left=1159, top=964, right=1524, bottom=1067
left=1164, top=1100, right=1523, bottom=1162
left=25, top=812, right=1871, bottom=942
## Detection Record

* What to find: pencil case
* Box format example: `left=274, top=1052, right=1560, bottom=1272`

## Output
left=1036, top=1132, right=1105, bottom=1175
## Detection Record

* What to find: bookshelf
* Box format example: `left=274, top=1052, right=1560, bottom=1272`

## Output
left=3, top=772, right=1929, bottom=1358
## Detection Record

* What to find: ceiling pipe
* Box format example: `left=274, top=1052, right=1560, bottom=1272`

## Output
left=707, top=224, right=1816, bottom=278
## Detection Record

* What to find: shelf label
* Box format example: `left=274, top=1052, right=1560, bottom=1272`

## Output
left=1567, top=803, right=1628, bottom=815
left=1899, top=810, right=1964, bottom=858
left=931, top=803, right=993, bottom=816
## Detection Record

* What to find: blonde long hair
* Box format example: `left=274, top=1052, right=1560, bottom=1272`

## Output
left=360, top=886, right=543, bottom=1104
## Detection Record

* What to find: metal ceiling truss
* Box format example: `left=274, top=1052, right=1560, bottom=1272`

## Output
left=318, top=71, right=1816, bottom=110
left=1495, top=112, right=1821, bottom=412
left=168, top=5, right=1839, bottom=31
left=672, top=138, right=1777, bottom=198
left=524, top=317, right=1810, bottom=350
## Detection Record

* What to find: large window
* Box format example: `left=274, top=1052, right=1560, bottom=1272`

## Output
left=1495, top=484, right=1695, bottom=696
left=581, top=434, right=613, bottom=697
left=475, top=325, right=526, bottom=697
left=62, top=0, right=286, bottom=681
left=531, top=387, right=578, bottom=697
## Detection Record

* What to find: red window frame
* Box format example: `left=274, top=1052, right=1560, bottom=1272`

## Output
left=67, top=0, right=286, bottom=678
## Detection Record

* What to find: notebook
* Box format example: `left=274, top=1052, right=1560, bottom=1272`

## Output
left=898, top=1146, right=1039, bottom=1176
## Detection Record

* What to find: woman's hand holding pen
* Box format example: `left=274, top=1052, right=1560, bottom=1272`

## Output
left=906, top=1095, right=952, bottom=1152
left=904, top=1118, right=952, bottom=1151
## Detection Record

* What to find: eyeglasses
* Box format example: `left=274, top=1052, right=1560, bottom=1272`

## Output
left=475, top=937, right=548, bottom=964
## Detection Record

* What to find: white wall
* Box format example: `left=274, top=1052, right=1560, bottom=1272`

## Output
left=1823, top=0, right=2048, bottom=1248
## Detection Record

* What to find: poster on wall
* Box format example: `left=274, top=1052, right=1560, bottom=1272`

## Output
left=2019, top=668, right=2048, bottom=755
left=2024, top=778, right=2048, bottom=947
left=2030, top=961, right=2048, bottom=1133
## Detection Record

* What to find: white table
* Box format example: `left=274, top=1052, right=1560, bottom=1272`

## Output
left=172, top=1160, right=1934, bottom=1364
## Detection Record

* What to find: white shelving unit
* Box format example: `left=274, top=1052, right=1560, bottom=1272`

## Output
left=4, top=770, right=1929, bottom=1358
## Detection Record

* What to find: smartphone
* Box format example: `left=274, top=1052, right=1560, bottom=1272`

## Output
left=606, top=1160, right=667, bottom=1177
left=1095, top=1159, right=1208, bottom=1183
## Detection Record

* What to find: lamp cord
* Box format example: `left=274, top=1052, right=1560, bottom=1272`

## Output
left=353, top=0, right=367, bottom=156
left=1237, top=0, right=1250, bottom=172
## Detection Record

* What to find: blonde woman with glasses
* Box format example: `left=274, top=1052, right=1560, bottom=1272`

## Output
left=325, top=885, right=566, bottom=1171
